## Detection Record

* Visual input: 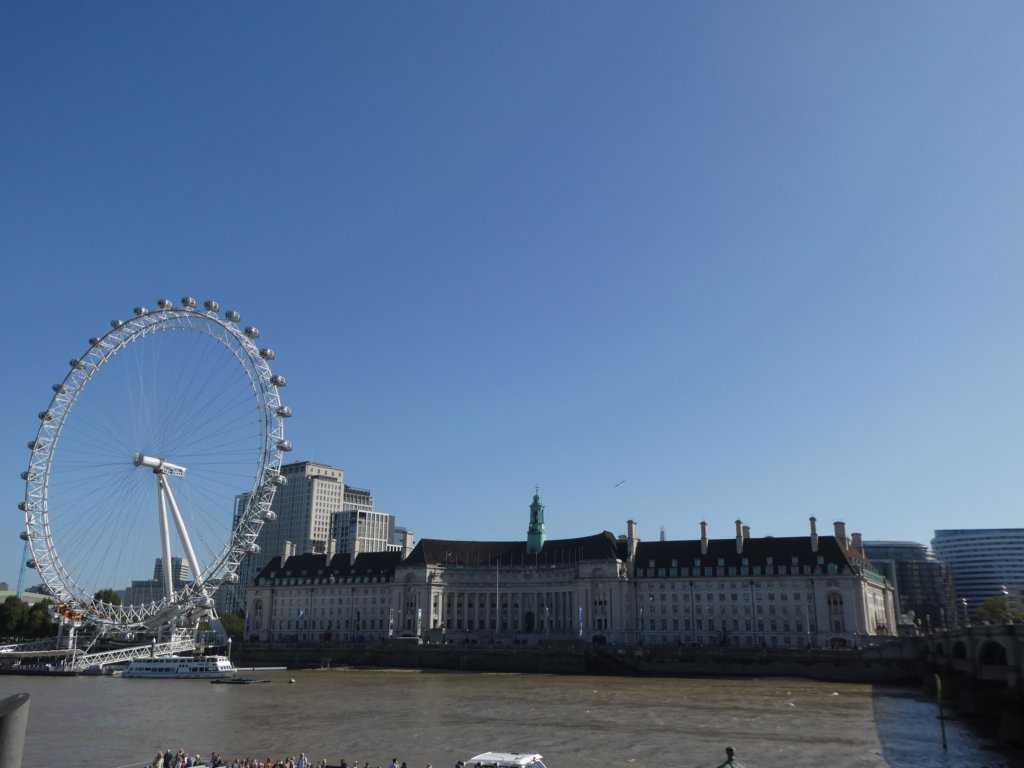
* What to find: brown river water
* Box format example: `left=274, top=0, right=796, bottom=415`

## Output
left=5, top=669, right=1020, bottom=768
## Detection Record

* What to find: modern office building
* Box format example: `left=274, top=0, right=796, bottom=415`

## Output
left=228, top=461, right=344, bottom=614
left=931, top=529, right=1024, bottom=616
left=246, top=501, right=897, bottom=649
left=123, top=557, right=191, bottom=607
left=153, top=556, right=189, bottom=585
left=331, top=483, right=401, bottom=561
left=862, top=541, right=957, bottom=630
left=224, top=461, right=414, bottom=615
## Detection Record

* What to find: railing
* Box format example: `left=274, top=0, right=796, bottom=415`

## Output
left=68, top=635, right=196, bottom=671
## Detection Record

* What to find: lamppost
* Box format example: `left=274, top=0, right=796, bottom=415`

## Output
left=349, top=587, right=356, bottom=642
left=646, top=594, right=654, bottom=645
left=1002, top=585, right=1012, bottom=624
left=959, top=597, right=969, bottom=628
left=638, top=601, right=644, bottom=647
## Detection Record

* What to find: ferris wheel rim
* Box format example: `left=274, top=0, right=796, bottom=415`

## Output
left=21, top=298, right=289, bottom=629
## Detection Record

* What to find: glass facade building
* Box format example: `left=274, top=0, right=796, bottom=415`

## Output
left=931, top=529, right=1024, bottom=616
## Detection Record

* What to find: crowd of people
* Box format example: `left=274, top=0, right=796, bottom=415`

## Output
left=152, top=748, right=743, bottom=768
left=151, top=751, right=436, bottom=768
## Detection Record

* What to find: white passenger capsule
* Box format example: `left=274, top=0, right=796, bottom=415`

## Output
left=270, top=374, right=286, bottom=387
left=244, top=326, right=260, bottom=339
left=277, top=439, right=293, bottom=452
left=204, top=300, right=219, bottom=312
left=158, top=299, right=173, bottom=310
left=259, top=348, right=275, bottom=360
left=276, top=405, right=292, bottom=418
left=225, top=310, right=241, bottom=322
left=133, top=306, right=148, bottom=316
left=181, top=296, right=197, bottom=308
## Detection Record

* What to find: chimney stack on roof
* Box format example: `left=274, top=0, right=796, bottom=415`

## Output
left=851, top=532, right=863, bottom=554
left=627, top=519, right=639, bottom=563
left=833, top=521, right=847, bottom=547
left=742, top=524, right=750, bottom=540
left=735, top=519, right=744, bottom=553
left=700, top=520, right=709, bottom=555
left=810, top=517, right=819, bottom=553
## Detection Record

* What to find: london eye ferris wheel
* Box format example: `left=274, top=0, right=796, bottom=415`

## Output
left=20, top=297, right=291, bottom=631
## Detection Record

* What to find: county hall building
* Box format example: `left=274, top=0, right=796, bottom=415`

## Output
left=245, top=491, right=897, bottom=649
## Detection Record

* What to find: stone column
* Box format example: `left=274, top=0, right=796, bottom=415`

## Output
left=0, top=693, right=30, bottom=768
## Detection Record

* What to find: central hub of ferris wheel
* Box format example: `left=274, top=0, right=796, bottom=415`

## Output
left=134, top=453, right=188, bottom=477
left=134, top=452, right=204, bottom=609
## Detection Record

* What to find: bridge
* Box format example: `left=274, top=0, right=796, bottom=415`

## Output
left=0, top=633, right=196, bottom=672
left=924, top=623, right=1023, bottom=744
left=926, top=623, right=1023, bottom=693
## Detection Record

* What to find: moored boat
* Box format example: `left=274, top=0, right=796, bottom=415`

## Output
left=121, top=654, right=236, bottom=679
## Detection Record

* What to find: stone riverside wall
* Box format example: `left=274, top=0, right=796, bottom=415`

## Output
left=234, top=642, right=922, bottom=684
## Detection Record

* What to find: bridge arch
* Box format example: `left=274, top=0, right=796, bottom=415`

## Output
left=979, top=639, right=1008, bottom=666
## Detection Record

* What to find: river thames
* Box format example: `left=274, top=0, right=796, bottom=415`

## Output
left=7, top=669, right=1021, bottom=768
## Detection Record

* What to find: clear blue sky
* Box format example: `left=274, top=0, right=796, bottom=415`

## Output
left=3, top=3, right=1024, bottom=590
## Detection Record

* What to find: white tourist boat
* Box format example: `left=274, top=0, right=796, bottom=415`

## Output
left=121, top=654, right=236, bottom=679
left=464, top=754, right=546, bottom=768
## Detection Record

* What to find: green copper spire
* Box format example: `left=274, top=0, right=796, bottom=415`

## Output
left=527, top=485, right=546, bottom=554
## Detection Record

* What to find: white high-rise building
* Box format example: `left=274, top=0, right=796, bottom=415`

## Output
left=932, top=528, right=1024, bottom=615
left=226, top=461, right=415, bottom=612
left=261, top=461, right=345, bottom=562
left=224, top=462, right=345, bottom=614
left=333, top=507, right=395, bottom=557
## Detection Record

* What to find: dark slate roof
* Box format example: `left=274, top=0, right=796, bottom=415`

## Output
left=633, top=535, right=869, bottom=577
left=253, top=550, right=403, bottom=584
left=404, top=531, right=622, bottom=567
